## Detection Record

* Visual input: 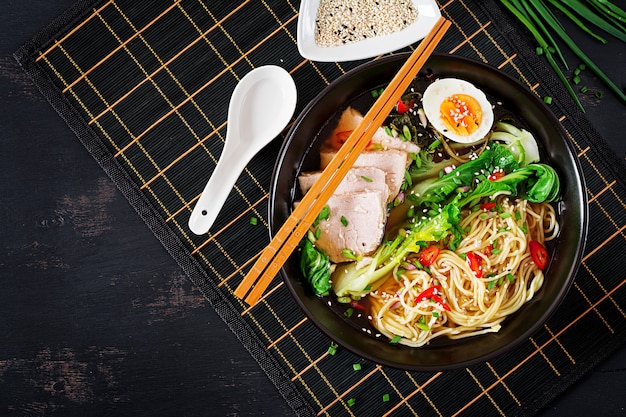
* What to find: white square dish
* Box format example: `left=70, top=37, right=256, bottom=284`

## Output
left=297, top=0, right=441, bottom=62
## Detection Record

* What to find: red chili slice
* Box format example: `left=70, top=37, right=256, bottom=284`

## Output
left=529, top=240, right=549, bottom=270
left=414, top=285, right=441, bottom=303
left=480, top=202, right=497, bottom=211
left=418, top=245, right=440, bottom=267
left=334, top=130, right=372, bottom=149
left=349, top=300, right=366, bottom=311
left=488, top=170, right=505, bottom=181
left=396, top=98, right=414, bottom=113
left=335, top=130, right=353, bottom=145
left=431, top=294, right=451, bottom=311
left=466, top=251, right=483, bottom=278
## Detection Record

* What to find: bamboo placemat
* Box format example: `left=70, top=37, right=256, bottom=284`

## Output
left=15, top=0, right=625, bottom=415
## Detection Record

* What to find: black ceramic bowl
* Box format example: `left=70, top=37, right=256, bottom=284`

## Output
left=269, top=53, right=588, bottom=371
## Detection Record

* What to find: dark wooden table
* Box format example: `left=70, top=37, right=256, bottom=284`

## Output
left=1, top=1, right=624, bottom=416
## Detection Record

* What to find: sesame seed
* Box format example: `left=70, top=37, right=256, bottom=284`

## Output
left=314, top=0, right=418, bottom=47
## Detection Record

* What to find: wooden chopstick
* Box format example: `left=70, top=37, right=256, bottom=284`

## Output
left=235, top=17, right=451, bottom=305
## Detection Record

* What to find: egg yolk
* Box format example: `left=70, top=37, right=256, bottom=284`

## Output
left=439, top=94, right=483, bottom=137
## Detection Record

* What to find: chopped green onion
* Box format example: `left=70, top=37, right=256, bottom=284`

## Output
left=344, top=307, right=354, bottom=318
left=313, top=205, right=330, bottom=227
left=416, top=322, right=430, bottom=331
left=347, top=398, right=356, bottom=407
left=340, top=216, right=348, bottom=227
left=352, top=363, right=362, bottom=371
left=402, top=125, right=412, bottom=141
left=507, top=273, right=516, bottom=282
left=572, top=75, right=581, bottom=84
left=249, top=216, right=258, bottom=225
left=389, top=335, right=403, bottom=344
left=580, top=86, right=589, bottom=93
left=382, top=393, right=390, bottom=402
left=428, top=139, right=441, bottom=150
left=595, top=90, right=603, bottom=98
left=342, top=249, right=358, bottom=261
left=520, top=222, right=528, bottom=234
left=543, top=96, right=553, bottom=104
left=371, top=88, right=384, bottom=98
left=361, top=175, right=373, bottom=182
left=404, top=170, right=413, bottom=187
left=328, top=342, right=338, bottom=356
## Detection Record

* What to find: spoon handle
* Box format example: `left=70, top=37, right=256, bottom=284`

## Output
left=188, top=146, right=252, bottom=235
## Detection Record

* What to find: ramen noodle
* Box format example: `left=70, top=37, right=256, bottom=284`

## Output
left=369, top=195, right=559, bottom=347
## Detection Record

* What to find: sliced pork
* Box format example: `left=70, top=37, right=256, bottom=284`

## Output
left=296, top=107, right=421, bottom=264
left=312, top=190, right=387, bottom=263
left=319, top=148, right=410, bottom=202
left=298, top=166, right=389, bottom=203
left=328, top=106, right=421, bottom=154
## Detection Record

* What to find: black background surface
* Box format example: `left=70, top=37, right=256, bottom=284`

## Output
left=1, top=1, right=624, bottom=416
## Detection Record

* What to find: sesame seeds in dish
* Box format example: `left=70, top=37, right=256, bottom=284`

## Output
left=297, top=0, right=441, bottom=62
left=314, top=0, right=418, bottom=48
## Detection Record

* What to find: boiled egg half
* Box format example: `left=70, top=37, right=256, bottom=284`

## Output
left=422, top=78, right=494, bottom=144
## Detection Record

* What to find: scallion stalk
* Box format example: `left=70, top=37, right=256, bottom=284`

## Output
left=521, top=0, right=570, bottom=68
left=528, top=0, right=626, bottom=105
left=559, top=0, right=626, bottom=42
left=547, top=0, right=608, bottom=43
left=499, top=0, right=583, bottom=110
left=499, top=0, right=626, bottom=111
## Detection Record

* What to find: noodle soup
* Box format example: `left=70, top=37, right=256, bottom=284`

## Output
left=271, top=53, right=586, bottom=369
left=296, top=69, right=561, bottom=347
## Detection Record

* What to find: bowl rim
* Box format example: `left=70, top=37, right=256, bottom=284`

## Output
left=269, top=52, right=588, bottom=371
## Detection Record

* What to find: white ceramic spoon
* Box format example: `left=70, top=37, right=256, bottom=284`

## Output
left=188, top=65, right=297, bottom=235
